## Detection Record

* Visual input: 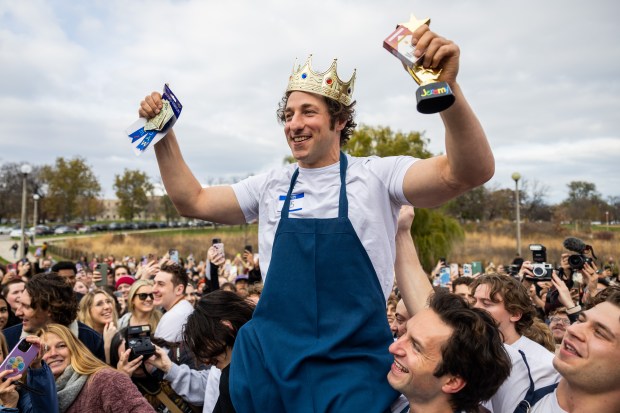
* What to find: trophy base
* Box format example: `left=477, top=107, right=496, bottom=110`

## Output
left=416, top=81, right=455, bottom=114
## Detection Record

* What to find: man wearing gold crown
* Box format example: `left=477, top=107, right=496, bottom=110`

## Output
left=139, top=23, right=493, bottom=413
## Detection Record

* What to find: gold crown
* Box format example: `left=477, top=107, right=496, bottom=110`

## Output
left=286, top=55, right=356, bottom=106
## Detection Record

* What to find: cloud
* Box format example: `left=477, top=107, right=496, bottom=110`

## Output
left=0, top=0, right=618, bottom=206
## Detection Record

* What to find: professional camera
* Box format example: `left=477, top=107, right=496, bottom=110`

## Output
left=567, top=254, right=593, bottom=271
left=126, top=325, right=155, bottom=362
left=563, top=237, right=594, bottom=271
left=528, top=244, right=553, bottom=281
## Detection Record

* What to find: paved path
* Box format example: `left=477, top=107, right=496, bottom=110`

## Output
left=0, top=234, right=38, bottom=262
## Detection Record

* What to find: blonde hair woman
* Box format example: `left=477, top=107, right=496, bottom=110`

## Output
left=39, top=323, right=155, bottom=413
left=117, top=280, right=162, bottom=333
left=78, top=289, right=119, bottom=335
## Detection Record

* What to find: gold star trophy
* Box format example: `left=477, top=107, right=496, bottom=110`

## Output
left=383, top=14, right=455, bottom=114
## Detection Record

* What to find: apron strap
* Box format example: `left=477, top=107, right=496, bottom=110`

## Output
left=282, top=152, right=349, bottom=219
left=281, top=168, right=300, bottom=219
left=338, top=151, right=348, bottom=219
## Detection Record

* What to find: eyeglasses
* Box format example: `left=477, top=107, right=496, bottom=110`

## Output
left=136, top=293, right=154, bottom=301
left=549, top=317, right=570, bottom=325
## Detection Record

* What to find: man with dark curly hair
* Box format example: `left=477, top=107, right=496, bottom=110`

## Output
left=4, top=272, right=104, bottom=360
left=389, top=291, right=512, bottom=413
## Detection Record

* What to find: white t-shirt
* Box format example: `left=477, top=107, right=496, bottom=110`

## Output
left=512, top=335, right=561, bottom=389
left=154, top=299, right=194, bottom=343
left=232, top=154, right=416, bottom=299
left=531, top=389, right=567, bottom=413
left=484, top=342, right=560, bottom=413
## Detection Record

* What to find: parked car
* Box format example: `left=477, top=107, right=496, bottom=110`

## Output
left=30, top=225, right=53, bottom=236
left=108, top=223, right=122, bottom=231
left=77, top=225, right=92, bottom=234
left=9, top=228, right=33, bottom=239
left=0, top=226, right=13, bottom=235
left=54, top=225, right=77, bottom=235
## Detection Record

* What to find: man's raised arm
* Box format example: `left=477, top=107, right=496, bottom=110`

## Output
left=402, top=26, right=494, bottom=207
left=140, top=92, right=246, bottom=225
left=395, top=206, right=434, bottom=316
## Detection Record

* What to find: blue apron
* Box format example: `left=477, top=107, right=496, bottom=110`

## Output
left=230, top=152, right=398, bottom=412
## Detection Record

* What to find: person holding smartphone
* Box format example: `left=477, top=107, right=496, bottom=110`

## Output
left=3, top=273, right=105, bottom=362
left=0, top=336, right=59, bottom=413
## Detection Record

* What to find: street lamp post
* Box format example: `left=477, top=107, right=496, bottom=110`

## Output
left=33, top=194, right=40, bottom=246
left=512, top=172, right=522, bottom=257
left=19, top=164, right=32, bottom=259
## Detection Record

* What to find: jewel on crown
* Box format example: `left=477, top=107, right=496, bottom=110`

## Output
left=286, top=55, right=356, bottom=106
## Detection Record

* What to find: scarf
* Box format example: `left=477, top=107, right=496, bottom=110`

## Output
left=56, top=365, right=88, bottom=413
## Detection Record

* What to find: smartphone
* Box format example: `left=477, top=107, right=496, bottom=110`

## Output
left=450, top=263, right=459, bottom=278
left=244, top=245, right=253, bottom=253
left=439, top=267, right=451, bottom=287
left=0, top=338, right=40, bottom=379
left=95, top=263, right=108, bottom=287
left=75, top=263, right=83, bottom=272
left=7, top=264, right=16, bottom=273
left=169, top=249, right=179, bottom=263
left=463, top=263, right=473, bottom=277
left=471, top=261, right=483, bottom=275
left=212, top=238, right=224, bottom=258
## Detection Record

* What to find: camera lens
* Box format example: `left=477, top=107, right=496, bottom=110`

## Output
left=532, top=266, right=545, bottom=277
left=568, top=254, right=584, bottom=270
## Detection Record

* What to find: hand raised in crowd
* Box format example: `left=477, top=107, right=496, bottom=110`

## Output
left=92, top=270, right=103, bottom=285
left=103, top=322, right=118, bottom=364
left=518, top=260, right=534, bottom=279
left=582, top=261, right=600, bottom=302
left=207, top=246, right=225, bottom=267
left=242, top=250, right=255, bottom=271
left=18, top=262, right=31, bottom=277
left=0, top=370, right=21, bottom=408
left=144, top=345, right=172, bottom=375
left=551, top=271, right=575, bottom=309
left=560, top=253, right=572, bottom=277
left=431, top=259, right=444, bottom=277
left=397, top=205, right=415, bottom=233
left=1, top=271, right=14, bottom=285
left=135, top=260, right=159, bottom=280
left=117, top=348, right=144, bottom=377
left=527, top=283, right=545, bottom=309
left=159, top=252, right=173, bottom=267
left=24, top=335, right=44, bottom=370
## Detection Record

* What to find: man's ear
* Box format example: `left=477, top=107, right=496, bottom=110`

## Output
left=335, top=118, right=347, bottom=132
left=442, top=375, right=466, bottom=394
left=175, top=284, right=185, bottom=297
left=509, top=310, right=523, bottom=323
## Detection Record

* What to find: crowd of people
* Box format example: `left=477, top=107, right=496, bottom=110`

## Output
left=0, top=18, right=618, bottom=413
left=1, top=217, right=618, bottom=413
left=0, top=243, right=264, bottom=412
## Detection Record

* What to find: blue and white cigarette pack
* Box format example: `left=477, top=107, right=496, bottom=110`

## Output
left=126, top=84, right=182, bottom=156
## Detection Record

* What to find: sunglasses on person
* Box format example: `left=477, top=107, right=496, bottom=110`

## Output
left=135, top=293, right=154, bottom=301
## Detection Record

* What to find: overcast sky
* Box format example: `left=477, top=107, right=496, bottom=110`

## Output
left=1, top=0, right=618, bottom=206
